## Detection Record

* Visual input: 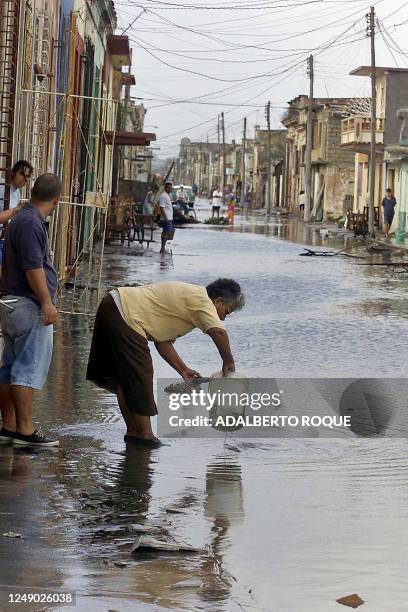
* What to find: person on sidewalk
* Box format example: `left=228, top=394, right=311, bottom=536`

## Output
left=159, top=181, right=175, bottom=254
left=211, top=186, right=222, bottom=218
left=382, top=188, right=397, bottom=238
left=86, top=278, right=245, bottom=448
left=143, top=184, right=160, bottom=216
left=0, top=173, right=61, bottom=447
left=0, top=160, right=34, bottom=267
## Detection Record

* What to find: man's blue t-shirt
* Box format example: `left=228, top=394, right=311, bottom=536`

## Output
left=382, top=196, right=397, bottom=215
left=0, top=203, right=58, bottom=304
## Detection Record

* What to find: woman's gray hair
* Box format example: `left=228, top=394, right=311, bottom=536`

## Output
left=206, top=278, right=245, bottom=310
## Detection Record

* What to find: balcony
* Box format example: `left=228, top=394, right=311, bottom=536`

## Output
left=107, top=35, right=132, bottom=69
left=311, top=148, right=327, bottom=164
left=341, top=117, right=384, bottom=146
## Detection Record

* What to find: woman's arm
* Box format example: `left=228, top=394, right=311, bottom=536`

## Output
left=206, top=327, right=235, bottom=375
left=155, top=341, right=201, bottom=381
left=0, top=208, right=17, bottom=225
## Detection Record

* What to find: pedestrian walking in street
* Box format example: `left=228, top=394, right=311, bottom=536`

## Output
left=143, top=184, right=160, bottom=216
left=227, top=192, right=236, bottom=224
left=0, top=174, right=61, bottom=447
left=159, top=181, right=175, bottom=254
left=0, top=161, right=34, bottom=267
left=382, top=188, right=397, bottom=238
left=298, top=190, right=305, bottom=216
left=87, top=278, right=245, bottom=448
left=244, top=188, right=253, bottom=218
left=211, top=186, right=222, bottom=218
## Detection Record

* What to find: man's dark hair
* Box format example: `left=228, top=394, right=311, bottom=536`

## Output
left=31, top=173, right=62, bottom=203
left=300, top=190, right=305, bottom=194
left=386, top=188, right=392, bottom=192
left=11, top=160, right=33, bottom=177
left=206, top=278, right=245, bottom=309
left=164, top=181, right=172, bottom=187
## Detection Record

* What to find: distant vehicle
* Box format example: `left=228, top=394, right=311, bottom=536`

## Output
left=171, top=185, right=199, bottom=224
left=171, top=185, right=195, bottom=207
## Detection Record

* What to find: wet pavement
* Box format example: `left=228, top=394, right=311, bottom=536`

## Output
left=1, top=203, right=408, bottom=611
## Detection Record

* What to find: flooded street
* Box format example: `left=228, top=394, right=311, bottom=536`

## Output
left=1, top=206, right=408, bottom=611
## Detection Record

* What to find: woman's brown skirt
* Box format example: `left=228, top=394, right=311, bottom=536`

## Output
left=86, top=294, right=157, bottom=416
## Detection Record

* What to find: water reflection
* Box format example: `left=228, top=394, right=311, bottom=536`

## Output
left=0, top=445, right=66, bottom=601
left=201, top=459, right=244, bottom=604
left=2, top=215, right=408, bottom=610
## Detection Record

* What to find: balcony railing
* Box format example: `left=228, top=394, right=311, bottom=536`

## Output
left=341, top=117, right=384, bottom=145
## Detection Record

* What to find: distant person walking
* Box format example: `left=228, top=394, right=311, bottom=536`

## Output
left=212, top=186, right=222, bottom=218
left=0, top=174, right=61, bottom=447
left=227, top=192, right=236, bottom=224
left=159, top=181, right=175, bottom=254
left=298, top=190, right=305, bottom=216
left=382, top=188, right=397, bottom=237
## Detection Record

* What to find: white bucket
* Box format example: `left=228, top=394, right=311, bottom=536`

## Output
left=208, top=371, right=249, bottom=432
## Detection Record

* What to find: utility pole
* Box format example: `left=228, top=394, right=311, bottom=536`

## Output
left=265, top=101, right=272, bottom=213
left=367, top=6, right=377, bottom=237
left=217, top=115, right=221, bottom=187
left=240, top=117, right=247, bottom=208
left=207, top=133, right=211, bottom=193
left=199, top=141, right=202, bottom=190
left=304, top=54, right=314, bottom=222
left=221, top=111, right=226, bottom=196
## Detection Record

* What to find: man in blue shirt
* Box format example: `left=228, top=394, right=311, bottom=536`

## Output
left=0, top=173, right=61, bottom=447
left=382, top=188, right=397, bottom=238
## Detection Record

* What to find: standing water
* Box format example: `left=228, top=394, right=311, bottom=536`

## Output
left=0, top=206, right=407, bottom=611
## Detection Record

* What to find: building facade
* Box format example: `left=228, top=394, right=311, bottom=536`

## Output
left=341, top=67, right=408, bottom=235
left=283, top=96, right=356, bottom=220
left=0, top=1, right=155, bottom=296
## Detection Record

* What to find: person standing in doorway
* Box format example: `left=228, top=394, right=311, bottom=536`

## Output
left=212, top=186, right=222, bottom=218
left=159, top=181, right=175, bottom=254
left=0, top=174, right=61, bottom=447
left=382, top=188, right=397, bottom=238
left=0, top=161, right=34, bottom=266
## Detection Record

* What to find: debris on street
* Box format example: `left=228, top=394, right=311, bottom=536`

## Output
left=131, top=535, right=203, bottom=554
left=336, top=593, right=365, bottom=608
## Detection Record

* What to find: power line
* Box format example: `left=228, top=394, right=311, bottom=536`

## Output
left=116, top=0, right=334, bottom=11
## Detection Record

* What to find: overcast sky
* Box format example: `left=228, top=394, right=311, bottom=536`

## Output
left=115, top=0, right=408, bottom=157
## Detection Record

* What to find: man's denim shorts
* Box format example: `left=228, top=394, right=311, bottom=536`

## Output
left=161, top=220, right=174, bottom=233
left=0, top=295, right=53, bottom=389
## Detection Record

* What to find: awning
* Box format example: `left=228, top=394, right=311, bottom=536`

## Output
left=105, top=131, right=156, bottom=146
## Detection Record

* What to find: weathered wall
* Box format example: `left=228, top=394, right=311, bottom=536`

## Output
left=385, top=72, right=408, bottom=146
left=323, top=165, right=355, bottom=218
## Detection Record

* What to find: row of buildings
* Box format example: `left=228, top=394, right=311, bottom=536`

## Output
left=176, top=66, right=408, bottom=238
left=0, top=0, right=155, bottom=291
